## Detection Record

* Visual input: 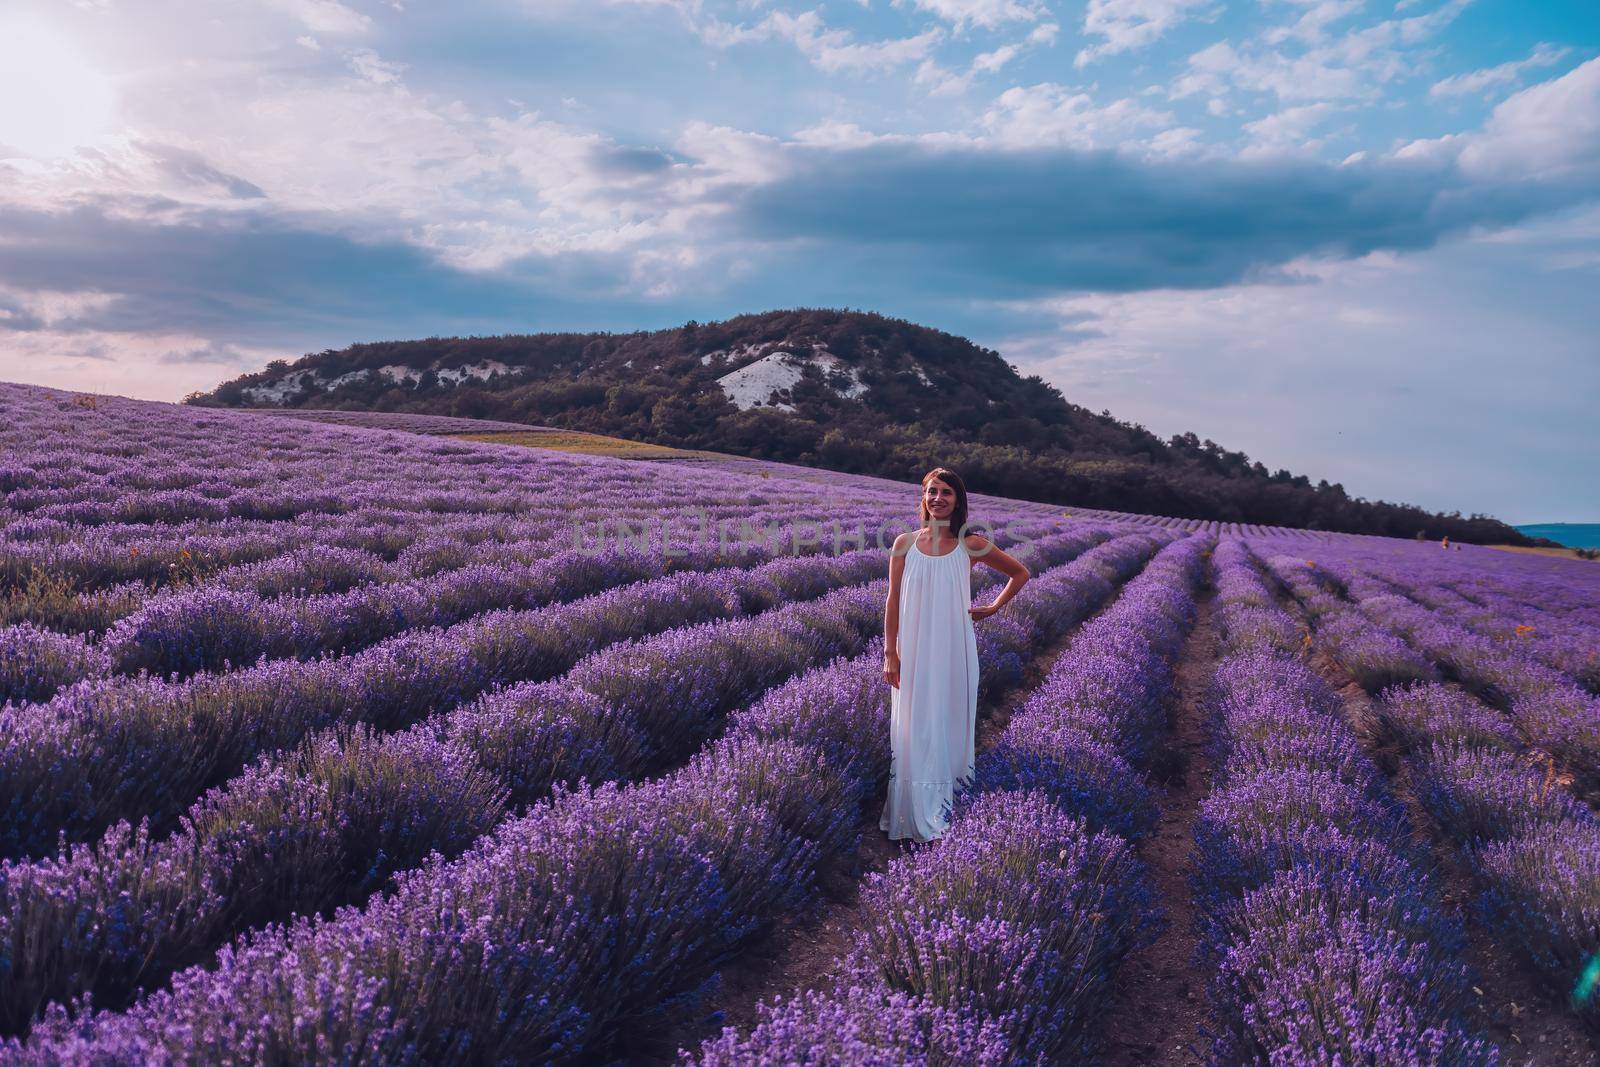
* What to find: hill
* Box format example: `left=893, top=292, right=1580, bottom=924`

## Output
left=190, top=307, right=1528, bottom=543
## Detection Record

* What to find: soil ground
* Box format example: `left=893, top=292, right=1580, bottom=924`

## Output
left=451, top=429, right=720, bottom=460
left=1484, top=545, right=1598, bottom=563
left=1099, top=590, right=1217, bottom=1066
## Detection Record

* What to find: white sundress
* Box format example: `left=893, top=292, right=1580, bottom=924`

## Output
left=879, top=535, right=980, bottom=843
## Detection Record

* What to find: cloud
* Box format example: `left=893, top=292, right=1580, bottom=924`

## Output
left=347, top=48, right=405, bottom=85
left=0, top=283, right=120, bottom=331
left=1240, top=102, right=1338, bottom=156
left=4, top=50, right=1593, bottom=360
left=1171, top=38, right=1368, bottom=101
left=1171, top=0, right=1471, bottom=102
left=267, top=0, right=370, bottom=34
left=977, top=84, right=1177, bottom=149
left=912, top=60, right=971, bottom=97
left=674, top=121, right=789, bottom=185
left=1261, top=0, right=1363, bottom=46
left=1077, top=0, right=1218, bottom=68
left=975, top=23, right=1059, bottom=72
left=1399, top=57, right=1600, bottom=186
left=718, top=146, right=1444, bottom=298
left=156, top=339, right=268, bottom=366
left=702, top=10, right=942, bottom=73
left=913, top=23, right=1059, bottom=96
left=0, top=61, right=742, bottom=274
left=591, top=144, right=678, bottom=176
left=2, top=0, right=1540, bottom=301
left=1430, top=42, right=1571, bottom=98
left=895, top=0, right=1047, bottom=30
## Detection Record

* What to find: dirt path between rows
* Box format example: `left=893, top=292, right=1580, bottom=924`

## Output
left=1099, top=588, right=1217, bottom=1066
left=1311, top=652, right=1600, bottom=1067
left=648, top=614, right=1101, bottom=1064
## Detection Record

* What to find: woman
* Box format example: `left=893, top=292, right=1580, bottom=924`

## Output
left=880, top=467, right=1031, bottom=843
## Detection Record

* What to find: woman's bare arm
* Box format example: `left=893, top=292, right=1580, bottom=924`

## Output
left=966, top=534, right=1030, bottom=621
left=883, top=531, right=909, bottom=688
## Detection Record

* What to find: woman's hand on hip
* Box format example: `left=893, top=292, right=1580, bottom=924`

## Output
left=969, top=603, right=999, bottom=621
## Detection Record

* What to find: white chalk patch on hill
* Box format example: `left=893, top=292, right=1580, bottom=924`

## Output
left=714, top=343, right=868, bottom=412
left=241, top=360, right=517, bottom=404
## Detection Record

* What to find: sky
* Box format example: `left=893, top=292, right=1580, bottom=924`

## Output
left=0, top=0, right=1596, bottom=523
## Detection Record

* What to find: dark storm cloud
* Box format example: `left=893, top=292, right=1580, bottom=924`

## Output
left=708, top=141, right=1590, bottom=298
left=0, top=199, right=665, bottom=347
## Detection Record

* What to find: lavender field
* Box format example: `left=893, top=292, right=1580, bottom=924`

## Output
left=1, top=381, right=1597, bottom=1065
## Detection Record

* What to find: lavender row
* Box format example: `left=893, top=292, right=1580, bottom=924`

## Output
left=0, top=627, right=110, bottom=708
left=2, top=538, right=670, bottom=699
left=0, top=501, right=828, bottom=637
left=1299, top=556, right=1600, bottom=796
left=0, top=544, right=898, bottom=860
left=17, top=508, right=897, bottom=689
left=0, top=488, right=1059, bottom=599
left=1408, top=579, right=1599, bottom=692
left=1376, top=545, right=1600, bottom=630
left=1349, top=561, right=1600, bottom=696
left=1, top=506, right=647, bottom=612
left=1374, top=684, right=1600, bottom=1031
left=7, top=532, right=1149, bottom=1062
left=1260, top=554, right=1438, bottom=696
left=977, top=533, right=1207, bottom=808
left=693, top=791, right=1145, bottom=1066
left=3, top=455, right=876, bottom=532
left=1, top=383, right=1031, bottom=586
left=0, top=508, right=562, bottom=596
left=1210, top=539, right=1300, bottom=658
left=0, top=529, right=1113, bottom=1030
left=1199, top=542, right=1497, bottom=1063
left=1248, top=535, right=1600, bottom=695
left=693, top=534, right=1205, bottom=1063
left=1209, top=540, right=1297, bottom=658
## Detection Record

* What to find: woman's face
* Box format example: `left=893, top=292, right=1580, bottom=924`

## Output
left=923, top=476, right=957, bottom=526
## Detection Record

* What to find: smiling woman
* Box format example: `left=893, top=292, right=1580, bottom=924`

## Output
left=0, top=17, right=115, bottom=160
left=880, top=466, right=1032, bottom=843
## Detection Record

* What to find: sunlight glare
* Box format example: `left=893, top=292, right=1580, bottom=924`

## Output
left=0, top=18, right=116, bottom=160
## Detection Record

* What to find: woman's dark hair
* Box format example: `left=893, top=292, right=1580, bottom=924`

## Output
left=919, top=467, right=969, bottom=538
